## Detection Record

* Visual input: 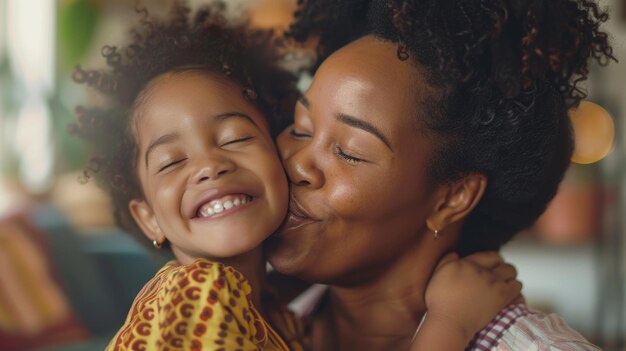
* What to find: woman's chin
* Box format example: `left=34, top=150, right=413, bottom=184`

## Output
left=265, top=233, right=314, bottom=277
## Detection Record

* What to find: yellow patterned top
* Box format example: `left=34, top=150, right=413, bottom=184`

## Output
left=105, top=259, right=305, bottom=351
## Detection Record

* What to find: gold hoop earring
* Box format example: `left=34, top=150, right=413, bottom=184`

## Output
left=433, top=229, right=439, bottom=240
left=152, top=239, right=163, bottom=249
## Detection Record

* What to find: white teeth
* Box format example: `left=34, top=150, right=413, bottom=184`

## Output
left=213, top=203, right=224, bottom=213
left=201, top=206, right=214, bottom=216
left=197, top=195, right=251, bottom=218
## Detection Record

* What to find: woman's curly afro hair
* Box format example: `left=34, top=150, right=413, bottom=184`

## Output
left=289, top=0, right=616, bottom=255
left=70, top=1, right=297, bottom=246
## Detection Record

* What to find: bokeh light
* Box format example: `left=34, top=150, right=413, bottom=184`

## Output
left=248, top=0, right=296, bottom=32
left=570, top=101, right=615, bottom=164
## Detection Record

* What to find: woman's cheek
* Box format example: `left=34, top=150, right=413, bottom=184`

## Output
left=328, top=178, right=372, bottom=214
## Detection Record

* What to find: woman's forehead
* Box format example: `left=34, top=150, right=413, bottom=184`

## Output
left=308, top=36, right=432, bottom=133
left=321, top=36, right=418, bottom=82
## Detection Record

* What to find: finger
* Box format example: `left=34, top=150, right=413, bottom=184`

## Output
left=463, top=251, right=504, bottom=269
left=496, top=280, right=523, bottom=306
left=506, top=281, right=524, bottom=303
left=435, top=252, right=460, bottom=271
left=511, top=292, right=526, bottom=305
left=491, top=263, right=518, bottom=282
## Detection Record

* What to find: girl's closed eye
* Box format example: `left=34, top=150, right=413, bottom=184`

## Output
left=218, top=117, right=260, bottom=147
left=157, top=158, right=187, bottom=173
left=221, top=135, right=254, bottom=147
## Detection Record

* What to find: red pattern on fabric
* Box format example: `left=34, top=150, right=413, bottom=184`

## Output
left=466, top=303, right=531, bottom=351
left=106, top=259, right=305, bottom=350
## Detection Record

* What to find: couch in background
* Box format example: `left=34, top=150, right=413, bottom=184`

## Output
left=0, top=204, right=170, bottom=351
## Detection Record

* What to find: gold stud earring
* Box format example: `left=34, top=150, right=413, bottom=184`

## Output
left=152, top=239, right=163, bottom=249
left=433, top=229, right=439, bottom=240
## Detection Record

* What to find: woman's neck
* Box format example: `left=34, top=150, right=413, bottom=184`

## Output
left=314, top=240, right=444, bottom=351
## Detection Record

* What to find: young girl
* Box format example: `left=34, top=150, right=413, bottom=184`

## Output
left=72, top=2, right=521, bottom=350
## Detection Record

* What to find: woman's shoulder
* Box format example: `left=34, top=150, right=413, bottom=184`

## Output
left=505, top=310, right=601, bottom=350
left=468, top=304, right=601, bottom=351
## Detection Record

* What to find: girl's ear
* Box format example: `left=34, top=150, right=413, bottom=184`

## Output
left=426, top=173, right=487, bottom=235
left=129, top=199, right=165, bottom=243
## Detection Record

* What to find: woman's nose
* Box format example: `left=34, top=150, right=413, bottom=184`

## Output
left=277, top=131, right=324, bottom=188
left=190, top=156, right=236, bottom=184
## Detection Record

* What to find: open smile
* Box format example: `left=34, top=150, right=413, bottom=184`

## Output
left=190, top=190, right=257, bottom=221
left=196, top=194, right=254, bottom=218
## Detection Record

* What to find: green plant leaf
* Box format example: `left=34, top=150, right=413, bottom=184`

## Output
left=58, top=0, right=100, bottom=70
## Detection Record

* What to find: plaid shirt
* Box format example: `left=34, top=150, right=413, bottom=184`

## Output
left=467, top=304, right=601, bottom=351
left=290, top=287, right=600, bottom=351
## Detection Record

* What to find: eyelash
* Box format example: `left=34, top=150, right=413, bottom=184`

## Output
left=155, top=136, right=253, bottom=173
left=289, top=128, right=310, bottom=138
left=222, top=136, right=254, bottom=146
left=334, top=145, right=363, bottom=165
left=159, top=158, right=186, bottom=173
left=290, top=127, right=364, bottom=165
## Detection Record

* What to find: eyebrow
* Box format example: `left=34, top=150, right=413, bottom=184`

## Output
left=337, top=113, right=392, bottom=150
left=145, top=132, right=179, bottom=167
left=214, top=111, right=258, bottom=127
left=298, top=95, right=391, bottom=150
left=143, top=112, right=258, bottom=168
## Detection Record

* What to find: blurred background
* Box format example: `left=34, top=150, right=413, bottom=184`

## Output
left=0, top=0, right=624, bottom=350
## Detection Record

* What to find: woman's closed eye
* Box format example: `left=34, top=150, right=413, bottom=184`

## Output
left=289, top=127, right=311, bottom=139
left=334, top=145, right=366, bottom=165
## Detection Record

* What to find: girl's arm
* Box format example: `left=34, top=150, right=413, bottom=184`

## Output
left=409, top=252, right=522, bottom=350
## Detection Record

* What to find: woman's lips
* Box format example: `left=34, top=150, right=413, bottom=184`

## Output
left=281, top=194, right=321, bottom=231
left=288, top=196, right=310, bottom=219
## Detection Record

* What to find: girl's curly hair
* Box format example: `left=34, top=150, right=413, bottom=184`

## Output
left=289, top=0, right=615, bottom=255
left=70, top=1, right=297, bottom=247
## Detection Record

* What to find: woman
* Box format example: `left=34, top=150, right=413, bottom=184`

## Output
left=266, top=0, right=615, bottom=350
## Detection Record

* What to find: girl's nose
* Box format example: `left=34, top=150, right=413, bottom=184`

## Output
left=190, top=155, right=236, bottom=184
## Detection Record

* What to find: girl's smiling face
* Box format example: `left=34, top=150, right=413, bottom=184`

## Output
left=129, top=70, right=288, bottom=264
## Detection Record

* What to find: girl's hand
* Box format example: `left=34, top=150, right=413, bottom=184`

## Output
left=424, top=251, right=523, bottom=343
